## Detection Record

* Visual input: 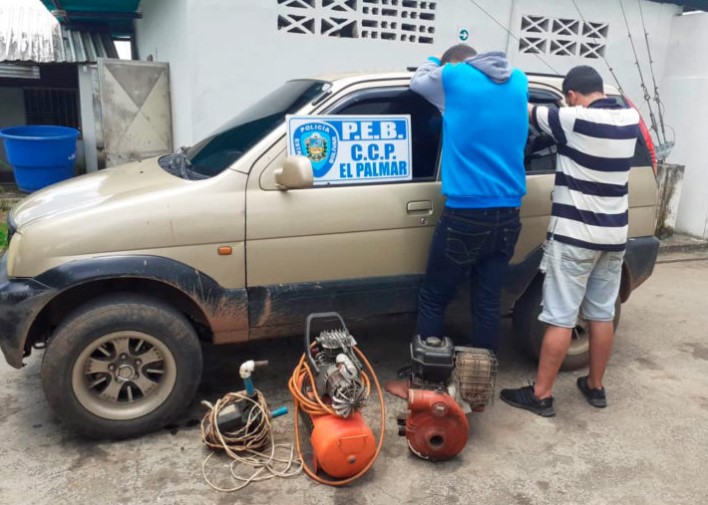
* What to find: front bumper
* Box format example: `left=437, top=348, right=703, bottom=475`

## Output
left=621, top=235, right=661, bottom=301
left=0, top=254, right=54, bottom=368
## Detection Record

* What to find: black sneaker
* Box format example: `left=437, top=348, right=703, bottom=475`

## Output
left=500, top=385, right=555, bottom=417
left=577, top=376, right=607, bottom=408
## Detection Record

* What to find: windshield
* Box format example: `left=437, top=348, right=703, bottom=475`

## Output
left=182, top=79, right=330, bottom=177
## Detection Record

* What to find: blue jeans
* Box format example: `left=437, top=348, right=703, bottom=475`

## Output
left=416, top=206, right=522, bottom=351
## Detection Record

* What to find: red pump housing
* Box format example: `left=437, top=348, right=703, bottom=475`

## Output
left=402, top=388, right=469, bottom=461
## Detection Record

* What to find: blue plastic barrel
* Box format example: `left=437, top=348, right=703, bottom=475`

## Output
left=0, top=125, right=80, bottom=192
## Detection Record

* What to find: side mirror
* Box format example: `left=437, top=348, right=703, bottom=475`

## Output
left=275, top=156, right=314, bottom=190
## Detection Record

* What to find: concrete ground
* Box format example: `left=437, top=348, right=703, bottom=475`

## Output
left=1, top=253, right=708, bottom=505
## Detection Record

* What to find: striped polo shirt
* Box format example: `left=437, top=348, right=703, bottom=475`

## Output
left=533, top=98, right=640, bottom=251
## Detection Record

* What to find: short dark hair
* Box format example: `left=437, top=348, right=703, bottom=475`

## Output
left=562, top=66, right=604, bottom=96
left=441, top=44, right=477, bottom=65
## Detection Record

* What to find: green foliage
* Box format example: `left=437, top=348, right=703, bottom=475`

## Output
left=0, top=222, right=7, bottom=250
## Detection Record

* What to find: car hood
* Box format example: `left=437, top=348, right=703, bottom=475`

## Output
left=10, top=157, right=181, bottom=230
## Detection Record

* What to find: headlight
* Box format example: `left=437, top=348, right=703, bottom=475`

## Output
left=6, top=210, right=17, bottom=244
left=5, top=232, right=21, bottom=278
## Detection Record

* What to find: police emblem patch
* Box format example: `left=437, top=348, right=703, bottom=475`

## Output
left=292, top=122, right=339, bottom=178
left=305, top=133, right=327, bottom=162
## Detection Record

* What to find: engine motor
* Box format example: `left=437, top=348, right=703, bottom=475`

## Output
left=312, top=328, right=368, bottom=418
left=396, top=335, right=497, bottom=461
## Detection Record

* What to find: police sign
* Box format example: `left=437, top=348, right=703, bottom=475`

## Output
left=287, top=115, right=412, bottom=185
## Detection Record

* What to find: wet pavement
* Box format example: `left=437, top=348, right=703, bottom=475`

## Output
left=1, top=253, right=708, bottom=504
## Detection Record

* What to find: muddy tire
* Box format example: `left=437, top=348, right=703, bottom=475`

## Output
left=41, top=294, right=202, bottom=439
left=512, top=276, right=621, bottom=371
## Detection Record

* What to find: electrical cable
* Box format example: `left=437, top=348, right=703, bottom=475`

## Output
left=465, top=0, right=561, bottom=75
left=288, top=344, right=386, bottom=487
left=200, top=390, right=303, bottom=493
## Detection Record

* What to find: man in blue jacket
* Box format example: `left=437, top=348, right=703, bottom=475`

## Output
left=411, top=44, right=528, bottom=352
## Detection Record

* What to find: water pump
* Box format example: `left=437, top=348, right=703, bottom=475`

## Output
left=392, top=335, right=497, bottom=461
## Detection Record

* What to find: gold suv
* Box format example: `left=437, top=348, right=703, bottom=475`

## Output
left=0, top=72, right=660, bottom=438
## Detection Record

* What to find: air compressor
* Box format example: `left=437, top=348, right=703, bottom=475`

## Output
left=288, top=312, right=385, bottom=486
left=390, top=335, right=497, bottom=461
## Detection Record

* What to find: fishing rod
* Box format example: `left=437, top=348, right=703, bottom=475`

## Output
left=636, top=0, right=669, bottom=145
left=617, top=0, right=662, bottom=142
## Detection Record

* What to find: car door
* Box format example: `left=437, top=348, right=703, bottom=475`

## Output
left=245, top=84, right=443, bottom=335
left=499, top=85, right=561, bottom=312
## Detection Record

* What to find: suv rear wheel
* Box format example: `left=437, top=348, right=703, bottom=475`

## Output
left=513, top=277, right=621, bottom=370
left=41, top=294, right=203, bottom=439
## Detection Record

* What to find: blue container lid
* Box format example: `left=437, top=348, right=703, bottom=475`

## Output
left=0, top=125, right=79, bottom=141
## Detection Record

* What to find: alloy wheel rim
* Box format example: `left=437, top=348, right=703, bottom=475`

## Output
left=71, top=331, right=177, bottom=421
left=568, top=320, right=590, bottom=356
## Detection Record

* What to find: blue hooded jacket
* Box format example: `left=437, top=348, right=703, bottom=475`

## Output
left=410, top=52, right=528, bottom=208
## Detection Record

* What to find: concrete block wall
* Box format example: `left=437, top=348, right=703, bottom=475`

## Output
left=136, top=0, right=680, bottom=149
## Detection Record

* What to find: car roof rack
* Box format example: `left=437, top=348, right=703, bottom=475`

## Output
left=525, top=71, right=563, bottom=78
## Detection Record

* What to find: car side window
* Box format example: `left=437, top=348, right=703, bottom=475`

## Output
left=329, top=88, right=442, bottom=181
left=526, top=88, right=563, bottom=173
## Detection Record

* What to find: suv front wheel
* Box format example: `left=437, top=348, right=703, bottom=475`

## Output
left=41, top=294, right=203, bottom=439
left=513, top=276, right=621, bottom=370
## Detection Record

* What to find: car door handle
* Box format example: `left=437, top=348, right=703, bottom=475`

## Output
left=407, top=200, right=433, bottom=215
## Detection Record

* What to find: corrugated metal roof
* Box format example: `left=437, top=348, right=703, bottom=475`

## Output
left=0, top=0, right=62, bottom=63
left=0, top=63, right=41, bottom=79
left=59, top=27, right=118, bottom=63
left=0, top=0, right=117, bottom=64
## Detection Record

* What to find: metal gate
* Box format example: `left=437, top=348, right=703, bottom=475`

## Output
left=96, top=59, right=172, bottom=167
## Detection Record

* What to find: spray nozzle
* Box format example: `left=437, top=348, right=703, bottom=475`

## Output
left=239, top=360, right=269, bottom=396
left=239, top=360, right=269, bottom=380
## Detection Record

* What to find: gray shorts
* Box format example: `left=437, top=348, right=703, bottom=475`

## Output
left=539, top=240, right=624, bottom=328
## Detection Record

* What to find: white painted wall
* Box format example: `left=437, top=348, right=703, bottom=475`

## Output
left=662, top=12, right=708, bottom=239
left=510, top=0, right=678, bottom=119
left=136, top=0, right=193, bottom=147
left=137, top=0, right=680, bottom=149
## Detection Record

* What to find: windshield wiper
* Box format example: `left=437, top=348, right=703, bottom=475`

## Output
left=160, top=147, right=208, bottom=181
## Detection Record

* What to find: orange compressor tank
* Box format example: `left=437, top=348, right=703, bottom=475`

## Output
left=309, top=411, right=376, bottom=478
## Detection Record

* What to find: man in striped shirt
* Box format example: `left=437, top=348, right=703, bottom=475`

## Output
left=501, top=66, right=640, bottom=417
